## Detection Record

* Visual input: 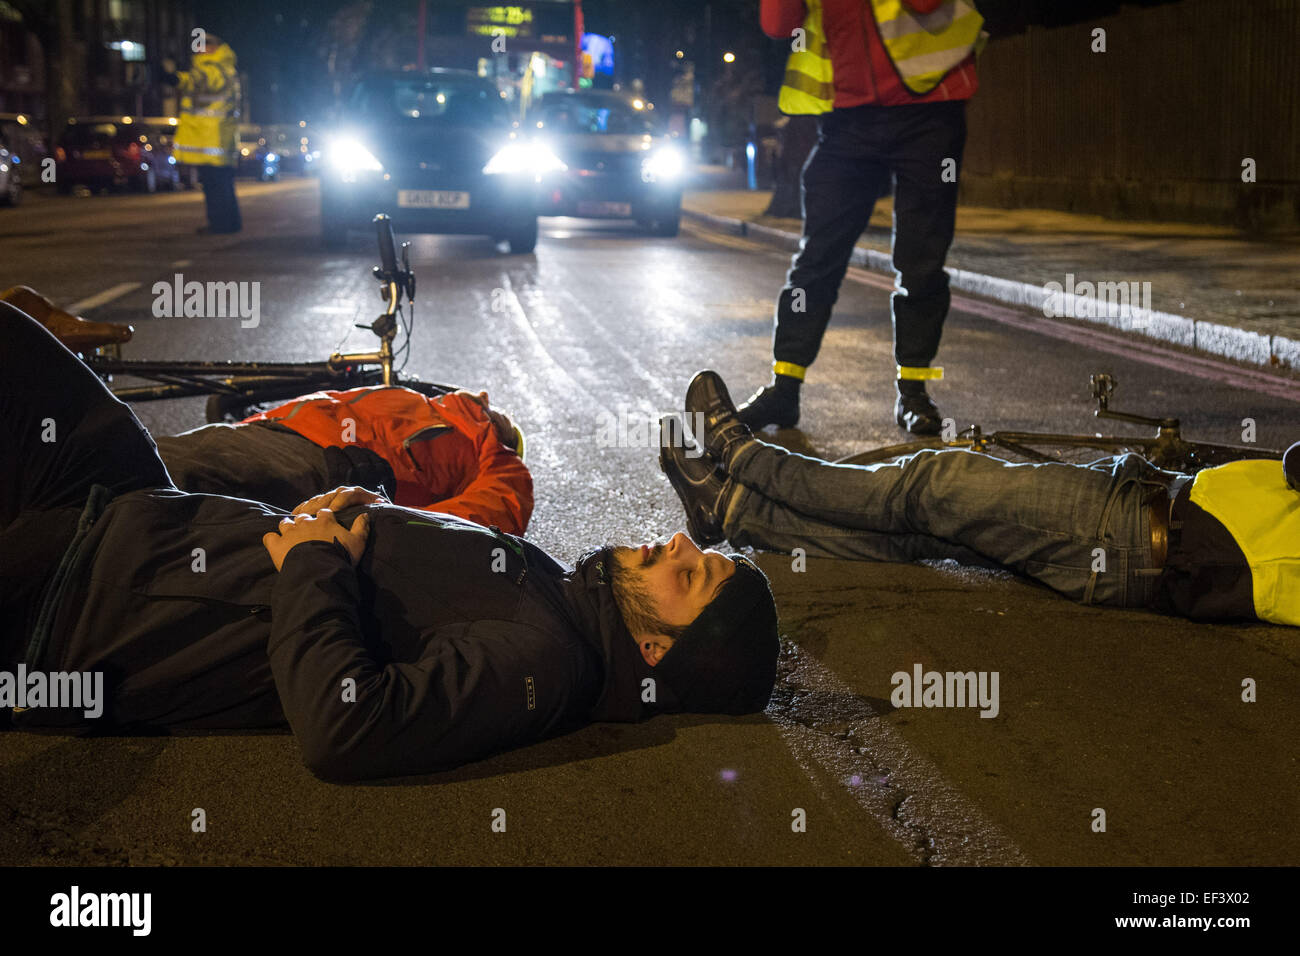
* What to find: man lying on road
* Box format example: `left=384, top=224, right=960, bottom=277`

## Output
left=2, top=285, right=532, bottom=535
left=0, top=305, right=780, bottom=782
left=661, top=371, right=1300, bottom=627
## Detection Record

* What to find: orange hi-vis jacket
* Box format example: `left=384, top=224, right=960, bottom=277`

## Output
left=242, top=386, right=533, bottom=535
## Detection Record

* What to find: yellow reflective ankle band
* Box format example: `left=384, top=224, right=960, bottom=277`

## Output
left=773, top=361, right=807, bottom=381
left=897, top=366, right=944, bottom=381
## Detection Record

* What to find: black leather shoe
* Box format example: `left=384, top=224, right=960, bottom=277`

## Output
left=658, top=415, right=729, bottom=546
left=684, top=370, right=758, bottom=466
left=738, top=381, right=800, bottom=430
left=895, top=389, right=943, bottom=436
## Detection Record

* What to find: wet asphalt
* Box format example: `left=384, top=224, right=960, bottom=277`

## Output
left=1, top=179, right=1297, bottom=865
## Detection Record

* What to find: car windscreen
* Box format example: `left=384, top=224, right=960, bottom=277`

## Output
left=349, top=76, right=510, bottom=127
left=61, top=123, right=138, bottom=147
left=534, top=100, right=662, bottom=135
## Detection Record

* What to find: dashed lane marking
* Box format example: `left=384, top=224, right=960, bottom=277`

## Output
left=67, top=282, right=141, bottom=314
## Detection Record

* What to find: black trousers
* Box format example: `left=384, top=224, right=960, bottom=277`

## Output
left=199, top=165, right=242, bottom=233
left=773, top=101, right=967, bottom=374
left=155, top=423, right=396, bottom=512
left=0, top=302, right=172, bottom=663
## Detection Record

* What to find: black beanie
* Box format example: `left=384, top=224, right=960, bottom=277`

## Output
left=653, top=555, right=780, bottom=715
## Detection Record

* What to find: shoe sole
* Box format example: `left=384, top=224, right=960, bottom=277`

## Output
left=657, top=444, right=725, bottom=546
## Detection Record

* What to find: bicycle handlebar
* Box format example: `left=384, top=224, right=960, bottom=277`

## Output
left=374, top=213, right=398, bottom=277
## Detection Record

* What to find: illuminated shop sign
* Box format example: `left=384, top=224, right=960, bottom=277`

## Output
left=467, top=6, right=535, bottom=38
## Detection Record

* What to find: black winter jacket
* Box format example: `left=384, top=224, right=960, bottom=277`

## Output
left=16, top=489, right=673, bottom=781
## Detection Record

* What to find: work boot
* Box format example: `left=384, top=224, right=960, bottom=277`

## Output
left=0, top=285, right=134, bottom=351
left=684, top=369, right=759, bottom=469
left=737, top=373, right=801, bottom=430
left=894, top=379, right=943, bottom=436
left=658, top=415, right=731, bottom=546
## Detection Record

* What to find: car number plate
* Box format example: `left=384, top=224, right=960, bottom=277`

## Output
left=577, top=200, right=632, bottom=217
left=398, top=190, right=470, bottom=209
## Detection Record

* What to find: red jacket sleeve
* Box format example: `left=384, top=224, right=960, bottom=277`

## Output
left=762, top=0, right=807, bottom=39
left=903, top=0, right=944, bottom=12
left=416, top=393, right=534, bottom=536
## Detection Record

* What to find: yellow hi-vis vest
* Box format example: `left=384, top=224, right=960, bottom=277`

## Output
left=175, top=42, right=241, bottom=168
left=778, top=0, right=834, bottom=115
left=1190, top=460, right=1300, bottom=627
left=869, top=0, right=986, bottom=96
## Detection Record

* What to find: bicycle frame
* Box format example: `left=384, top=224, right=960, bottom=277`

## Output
left=85, top=215, right=447, bottom=416
left=838, top=372, right=1282, bottom=471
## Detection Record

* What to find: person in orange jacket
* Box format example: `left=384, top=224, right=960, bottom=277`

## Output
left=155, top=385, right=533, bottom=535
left=0, top=286, right=532, bottom=535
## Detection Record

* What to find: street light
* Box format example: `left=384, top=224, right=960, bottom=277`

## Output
left=722, top=51, right=736, bottom=63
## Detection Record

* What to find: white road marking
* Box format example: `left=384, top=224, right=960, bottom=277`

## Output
left=67, top=282, right=141, bottom=314
left=772, top=633, right=1033, bottom=866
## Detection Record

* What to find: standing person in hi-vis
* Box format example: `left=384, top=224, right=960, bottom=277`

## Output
left=744, top=1, right=985, bottom=435
left=160, top=31, right=243, bottom=234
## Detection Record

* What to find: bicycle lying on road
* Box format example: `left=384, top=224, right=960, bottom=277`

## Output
left=85, top=214, right=457, bottom=423
left=837, top=373, right=1283, bottom=473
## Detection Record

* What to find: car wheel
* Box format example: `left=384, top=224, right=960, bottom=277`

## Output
left=320, top=198, right=349, bottom=250
left=504, top=217, right=538, bottom=254
left=132, top=169, right=158, bottom=194
left=651, top=214, right=680, bottom=238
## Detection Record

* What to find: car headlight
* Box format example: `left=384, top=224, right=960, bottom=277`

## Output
left=483, top=142, right=567, bottom=178
left=326, top=138, right=384, bottom=177
left=642, top=146, right=686, bottom=183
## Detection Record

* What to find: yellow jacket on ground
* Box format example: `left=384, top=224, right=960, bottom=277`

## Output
left=1191, top=460, right=1300, bottom=627
left=174, top=42, right=241, bottom=168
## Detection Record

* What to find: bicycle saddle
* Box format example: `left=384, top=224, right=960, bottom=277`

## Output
left=0, top=285, right=134, bottom=351
left=1285, top=442, right=1299, bottom=492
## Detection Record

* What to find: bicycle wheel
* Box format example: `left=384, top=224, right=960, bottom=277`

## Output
left=203, top=375, right=463, bottom=424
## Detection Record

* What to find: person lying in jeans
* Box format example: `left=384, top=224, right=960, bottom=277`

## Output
left=660, top=371, right=1300, bottom=627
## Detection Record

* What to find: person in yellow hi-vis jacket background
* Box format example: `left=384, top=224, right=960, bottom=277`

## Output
left=160, top=31, right=242, bottom=234
left=741, top=1, right=985, bottom=436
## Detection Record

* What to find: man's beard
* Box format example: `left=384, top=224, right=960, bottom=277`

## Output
left=607, top=545, right=665, bottom=637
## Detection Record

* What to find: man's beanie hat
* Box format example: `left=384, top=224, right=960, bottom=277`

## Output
left=653, top=555, right=780, bottom=714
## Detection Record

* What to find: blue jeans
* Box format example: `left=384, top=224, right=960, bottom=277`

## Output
left=721, top=442, right=1191, bottom=608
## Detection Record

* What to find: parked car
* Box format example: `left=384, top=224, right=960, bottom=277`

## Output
left=237, top=125, right=281, bottom=181
left=0, top=124, right=23, bottom=206
left=0, top=112, right=45, bottom=191
left=319, top=68, right=553, bottom=253
left=261, top=123, right=319, bottom=176
left=528, top=89, right=685, bottom=236
left=139, top=116, right=199, bottom=188
left=54, top=117, right=183, bottom=193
